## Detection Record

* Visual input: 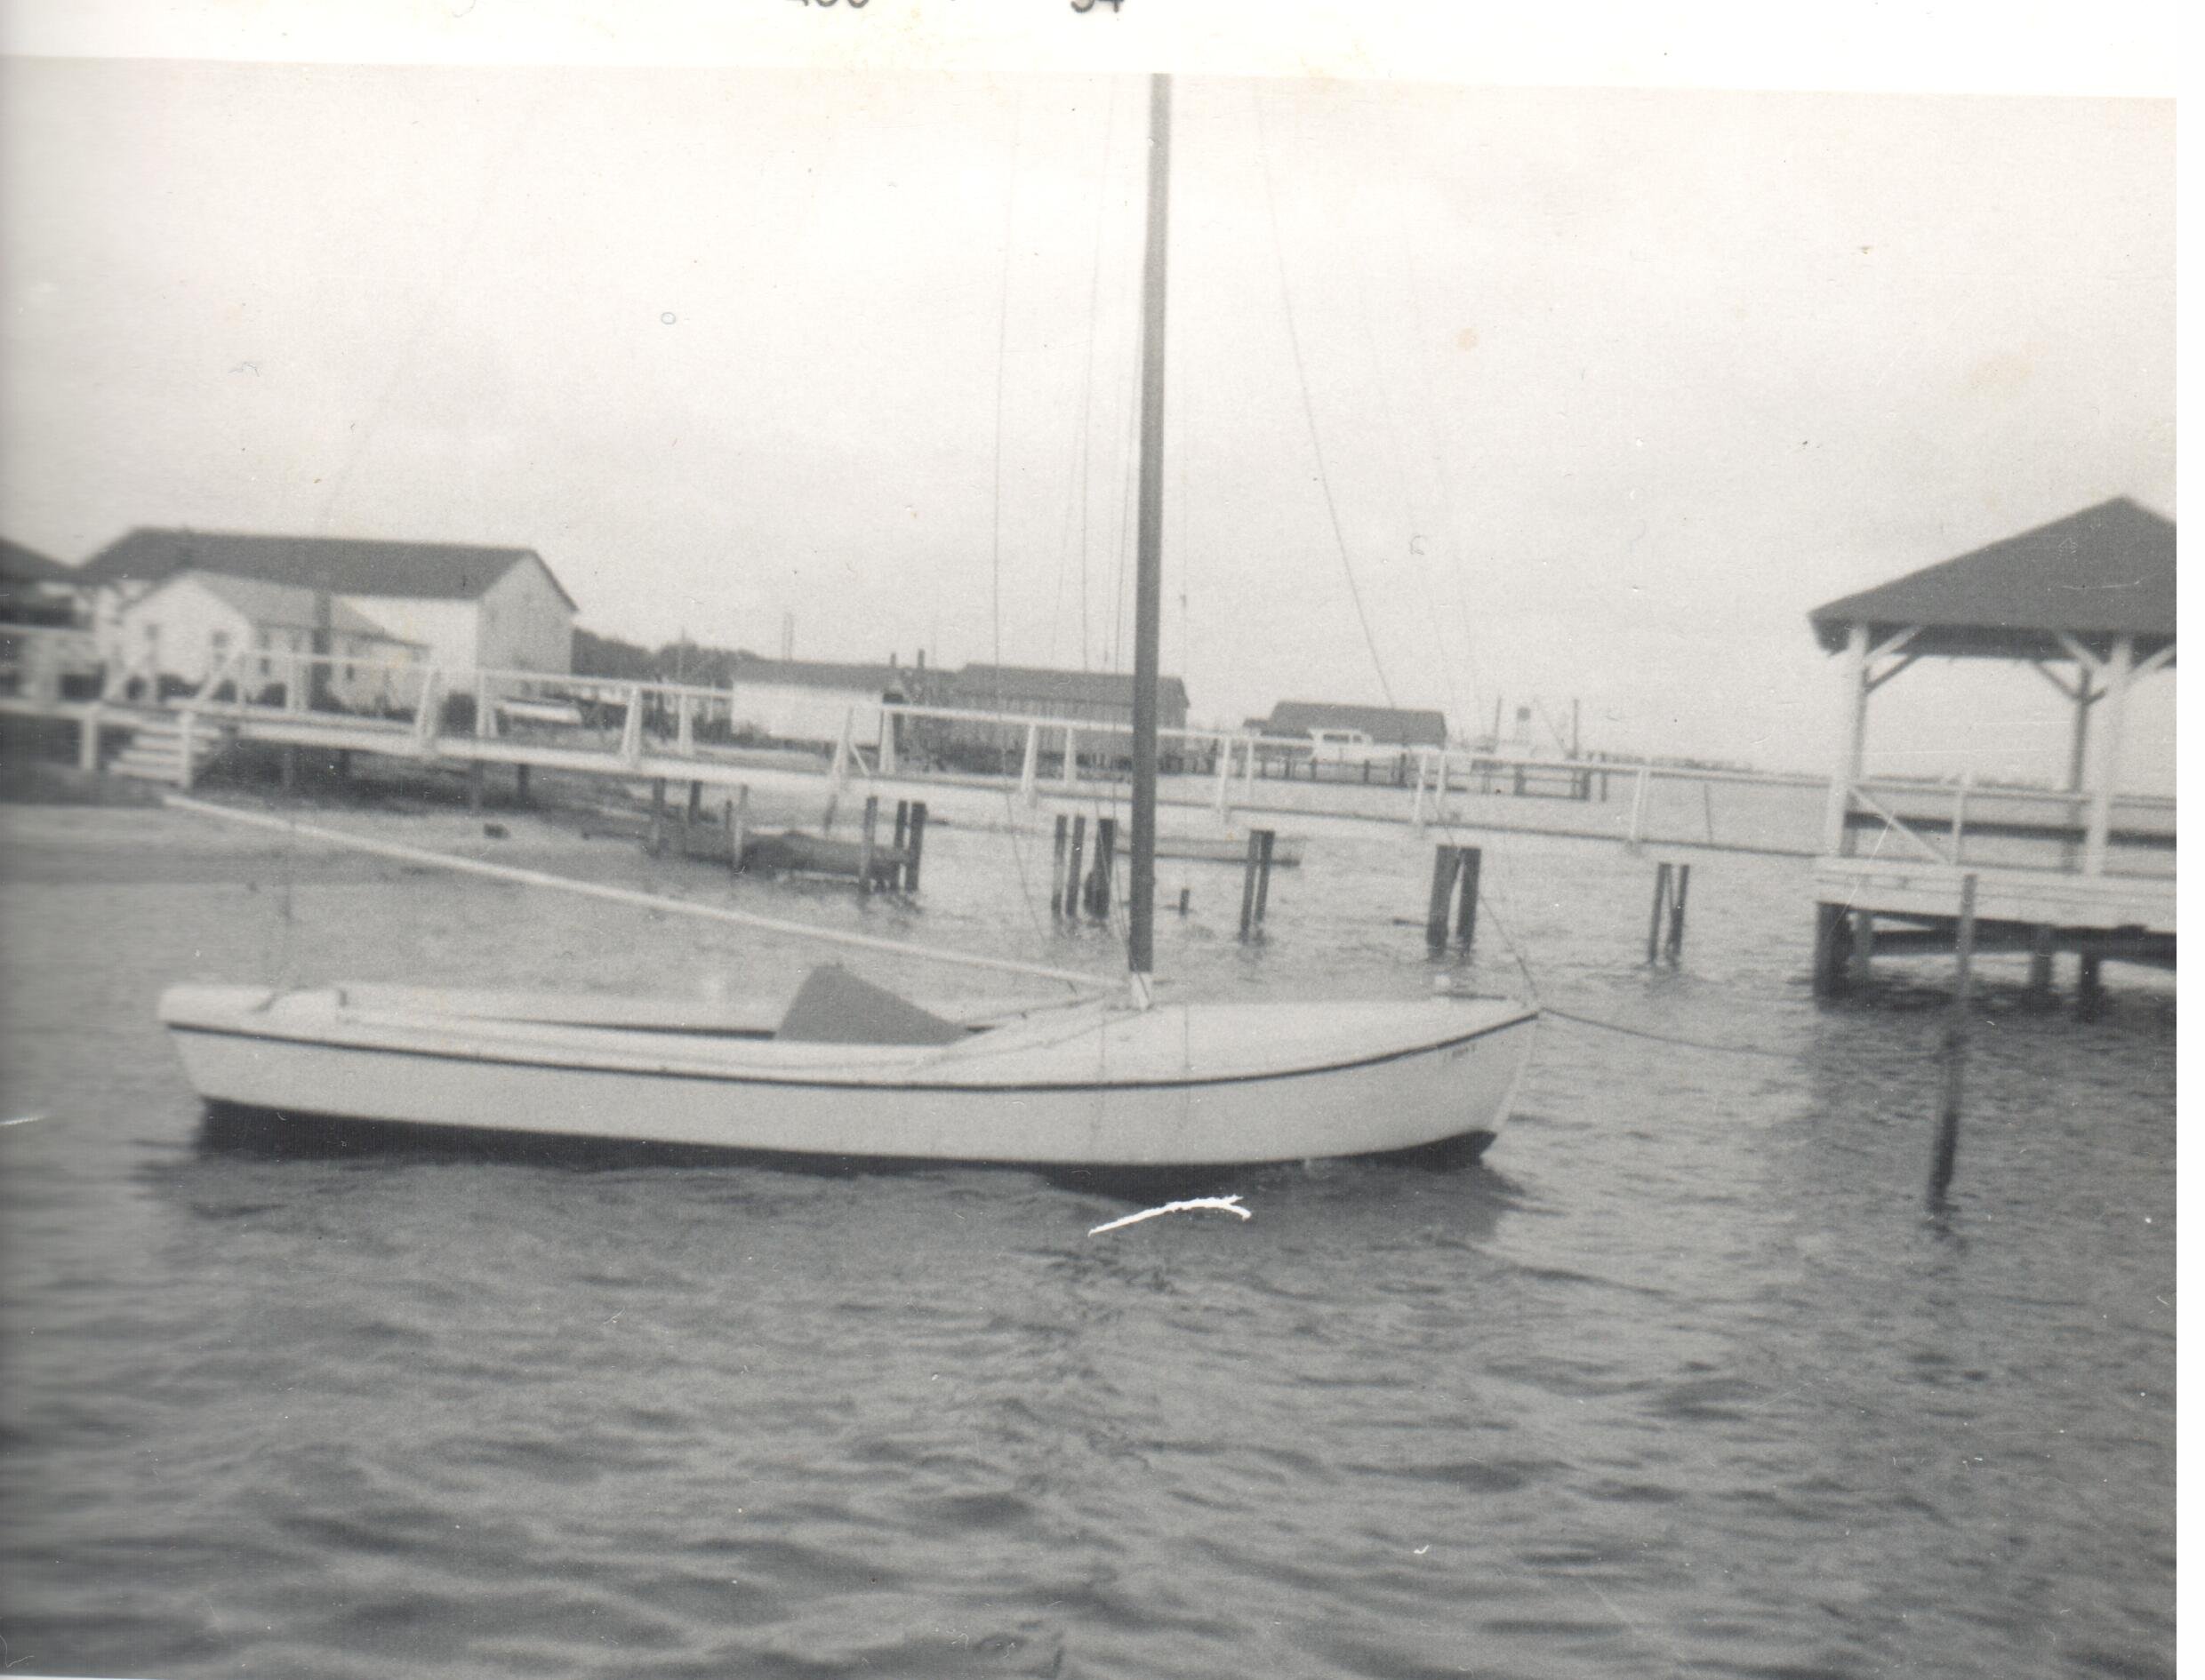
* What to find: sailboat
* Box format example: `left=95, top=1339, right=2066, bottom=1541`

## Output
left=157, top=76, right=1538, bottom=1172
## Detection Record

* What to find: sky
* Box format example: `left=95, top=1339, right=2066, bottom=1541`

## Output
left=0, top=57, right=2175, bottom=784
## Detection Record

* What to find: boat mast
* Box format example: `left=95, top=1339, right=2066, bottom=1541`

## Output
left=1127, top=72, right=1171, bottom=978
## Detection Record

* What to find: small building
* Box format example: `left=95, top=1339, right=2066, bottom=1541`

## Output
left=1807, top=497, right=2174, bottom=999
left=76, top=529, right=577, bottom=683
left=1258, top=700, right=1448, bottom=749
left=722, top=653, right=914, bottom=753
left=935, top=664, right=1192, bottom=771
left=1, top=538, right=84, bottom=627
left=115, top=571, right=427, bottom=710
left=0, top=539, right=98, bottom=700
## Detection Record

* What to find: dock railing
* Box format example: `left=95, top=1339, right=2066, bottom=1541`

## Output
left=1834, top=774, right=2175, bottom=879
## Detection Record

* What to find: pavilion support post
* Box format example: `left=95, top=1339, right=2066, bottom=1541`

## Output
left=1848, top=909, right=1876, bottom=987
left=1812, top=901, right=1853, bottom=997
left=2027, top=924, right=2057, bottom=1004
left=1822, top=622, right=1870, bottom=857
left=2083, top=635, right=2134, bottom=878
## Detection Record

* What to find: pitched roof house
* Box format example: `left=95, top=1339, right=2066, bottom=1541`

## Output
left=82, top=528, right=575, bottom=676
left=1261, top=700, right=1449, bottom=748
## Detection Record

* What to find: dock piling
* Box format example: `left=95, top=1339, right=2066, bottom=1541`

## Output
left=1646, top=863, right=1672, bottom=964
left=1086, top=818, right=1117, bottom=919
left=1665, top=862, right=1691, bottom=962
left=1240, top=832, right=1264, bottom=940
left=2027, top=924, right=2055, bottom=1004
left=1062, top=816, right=1086, bottom=918
left=859, top=795, right=879, bottom=895
left=1928, top=872, right=1978, bottom=1207
left=729, top=786, right=750, bottom=876
left=1252, top=828, right=1276, bottom=931
left=648, top=778, right=667, bottom=857
left=903, top=802, right=927, bottom=892
left=1426, top=845, right=1459, bottom=949
left=1455, top=845, right=1482, bottom=948
left=1848, top=910, right=1877, bottom=988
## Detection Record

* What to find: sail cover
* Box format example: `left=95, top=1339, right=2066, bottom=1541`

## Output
left=774, top=965, right=965, bottom=1045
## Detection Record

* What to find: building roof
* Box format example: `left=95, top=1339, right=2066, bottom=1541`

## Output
left=726, top=654, right=910, bottom=694
left=76, top=529, right=578, bottom=612
left=950, top=663, right=1191, bottom=713
left=172, top=572, right=421, bottom=644
left=1263, top=700, right=1449, bottom=747
left=1808, top=499, right=2175, bottom=661
left=0, top=538, right=73, bottom=585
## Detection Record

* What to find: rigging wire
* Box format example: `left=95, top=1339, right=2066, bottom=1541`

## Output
left=989, top=94, right=1022, bottom=676
left=1251, top=87, right=1399, bottom=719
left=1251, top=86, right=1548, bottom=1002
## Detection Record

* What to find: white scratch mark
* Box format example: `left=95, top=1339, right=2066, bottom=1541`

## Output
left=1089, top=1195, right=1250, bottom=1236
left=0, top=1115, right=49, bottom=1128
left=1414, top=1545, right=1430, bottom=1555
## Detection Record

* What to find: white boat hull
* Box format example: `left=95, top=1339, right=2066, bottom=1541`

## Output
left=159, top=984, right=1535, bottom=1168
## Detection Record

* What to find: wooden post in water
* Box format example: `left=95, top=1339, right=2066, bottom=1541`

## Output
left=1252, top=828, right=1276, bottom=931
left=1427, top=845, right=1459, bottom=950
left=1928, top=872, right=1978, bottom=1207
left=903, top=802, right=928, bottom=892
left=467, top=760, right=485, bottom=814
left=1062, top=816, right=1086, bottom=917
left=1812, top=901, right=1852, bottom=996
left=2079, top=950, right=2105, bottom=1015
left=648, top=778, right=667, bottom=857
left=281, top=743, right=300, bottom=793
left=1087, top=818, right=1117, bottom=920
left=1239, top=832, right=1263, bottom=940
left=1646, top=863, right=1672, bottom=964
left=1455, top=845, right=1481, bottom=949
left=859, top=795, right=879, bottom=895
left=79, top=707, right=103, bottom=775
left=895, top=800, right=911, bottom=858
left=1177, top=885, right=1191, bottom=916
left=2027, top=924, right=2056, bottom=1004
left=1665, top=862, right=1691, bottom=963
left=1051, top=812, right=1068, bottom=896
left=1848, top=910, right=1877, bottom=988
left=729, top=786, right=750, bottom=876
left=512, top=761, right=527, bottom=805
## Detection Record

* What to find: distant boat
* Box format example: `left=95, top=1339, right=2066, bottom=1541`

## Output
left=158, top=76, right=1536, bottom=1172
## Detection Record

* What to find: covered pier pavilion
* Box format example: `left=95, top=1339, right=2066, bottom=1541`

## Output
left=1808, top=498, right=2175, bottom=1002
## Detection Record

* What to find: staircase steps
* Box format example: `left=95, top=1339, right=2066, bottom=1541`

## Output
left=106, top=715, right=234, bottom=785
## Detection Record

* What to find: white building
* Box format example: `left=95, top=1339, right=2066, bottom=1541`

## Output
left=78, top=529, right=576, bottom=692
left=723, top=654, right=913, bottom=752
left=116, top=572, right=426, bottom=709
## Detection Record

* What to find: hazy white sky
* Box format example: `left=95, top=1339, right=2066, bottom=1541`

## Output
left=0, top=59, right=2173, bottom=781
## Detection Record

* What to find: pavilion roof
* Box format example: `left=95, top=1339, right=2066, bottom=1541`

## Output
left=1808, top=499, right=2175, bottom=662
